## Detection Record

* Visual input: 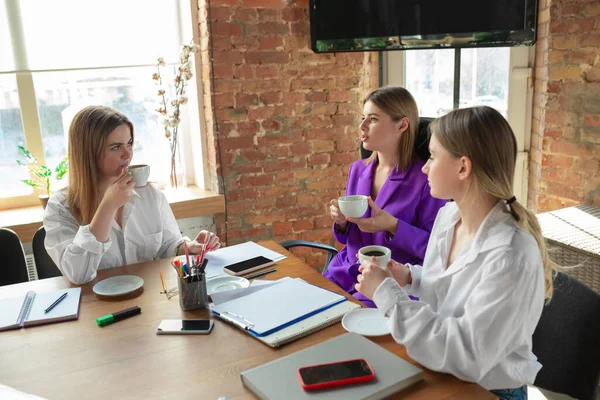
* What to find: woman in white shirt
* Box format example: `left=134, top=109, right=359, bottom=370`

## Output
left=44, top=106, right=221, bottom=285
left=355, top=106, right=555, bottom=399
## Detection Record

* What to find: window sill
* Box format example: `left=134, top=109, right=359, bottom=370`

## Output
left=0, top=185, right=225, bottom=242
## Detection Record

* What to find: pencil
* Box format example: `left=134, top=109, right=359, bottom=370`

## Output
left=159, top=272, right=167, bottom=293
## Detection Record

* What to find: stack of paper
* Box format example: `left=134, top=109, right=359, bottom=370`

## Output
left=203, top=241, right=287, bottom=279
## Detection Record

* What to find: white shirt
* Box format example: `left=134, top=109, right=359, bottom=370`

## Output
left=373, top=201, right=545, bottom=390
left=43, top=184, right=187, bottom=285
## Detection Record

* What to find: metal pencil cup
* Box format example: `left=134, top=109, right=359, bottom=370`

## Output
left=177, top=273, right=209, bottom=311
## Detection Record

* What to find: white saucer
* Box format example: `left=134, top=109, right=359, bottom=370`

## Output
left=93, top=275, right=144, bottom=297
left=206, top=275, right=250, bottom=295
left=341, top=308, right=390, bottom=337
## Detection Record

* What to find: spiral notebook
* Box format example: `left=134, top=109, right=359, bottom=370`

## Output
left=212, top=278, right=361, bottom=347
left=0, top=287, right=82, bottom=332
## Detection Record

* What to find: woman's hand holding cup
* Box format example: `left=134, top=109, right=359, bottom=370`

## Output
left=388, top=260, right=412, bottom=287
left=329, top=199, right=347, bottom=229
left=102, top=167, right=135, bottom=210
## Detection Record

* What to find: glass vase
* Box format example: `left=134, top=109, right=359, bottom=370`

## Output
left=165, top=140, right=187, bottom=192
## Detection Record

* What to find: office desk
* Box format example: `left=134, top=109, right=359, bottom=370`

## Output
left=0, top=241, right=493, bottom=399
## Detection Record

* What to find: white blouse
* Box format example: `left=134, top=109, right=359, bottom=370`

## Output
left=43, top=184, right=187, bottom=285
left=372, top=201, right=545, bottom=390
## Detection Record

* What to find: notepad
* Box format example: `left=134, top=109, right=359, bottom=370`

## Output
left=241, top=333, right=424, bottom=400
left=212, top=278, right=347, bottom=337
left=0, top=287, right=82, bottom=332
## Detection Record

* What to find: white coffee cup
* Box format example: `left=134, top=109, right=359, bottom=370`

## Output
left=358, top=245, right=392, bottom=269
left=126, top=164, right=150, bottom=187
left=338, top=195, right=368, bottom=218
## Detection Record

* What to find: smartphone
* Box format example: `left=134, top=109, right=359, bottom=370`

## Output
left=223, top=256, right=275, bottom=276
left=297, top=358, right=375, bottom=391
left=156, top=319, right=214, bottom=335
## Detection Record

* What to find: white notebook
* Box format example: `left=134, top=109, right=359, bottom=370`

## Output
left=212, top=278, right=347, bottom=337
left=0, top=287, right=81, bottom=332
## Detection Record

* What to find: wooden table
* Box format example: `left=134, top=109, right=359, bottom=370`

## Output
left=0, top=241, right=493, bottom=400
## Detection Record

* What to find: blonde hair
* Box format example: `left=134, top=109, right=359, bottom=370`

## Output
left=363, top=86, right=419, bottom=171
left=67, top=106, right=134, bottom=225
left=430, top=106, right=555, bottom=300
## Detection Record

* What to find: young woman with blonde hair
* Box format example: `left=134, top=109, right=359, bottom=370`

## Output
left=325, top=86, right=445, bottom=307
left=356, top=106, right=553, bottom=399
left=44, top=106, right=220, bottom=285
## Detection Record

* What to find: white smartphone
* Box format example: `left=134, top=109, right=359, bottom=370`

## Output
left=223, top=256, right=275, bottom=276
left=156, top=319, right=214, bottom=335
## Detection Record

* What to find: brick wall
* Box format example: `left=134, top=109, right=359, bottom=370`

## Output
left=198, top=0, right=379, bottom=268
left=531, top=0, right=600, bottom=212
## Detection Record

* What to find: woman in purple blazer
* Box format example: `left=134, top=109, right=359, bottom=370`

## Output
left=324, top=87, right=445, bottom=307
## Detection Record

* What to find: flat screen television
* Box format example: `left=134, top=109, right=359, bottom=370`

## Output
left=310, top=0, right=538, bottom=53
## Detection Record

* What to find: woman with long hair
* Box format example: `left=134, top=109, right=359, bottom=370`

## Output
left=325, top=86, right=445, bottom=307
left=356, top=106, right=553, bottom=398
left=44, top=106, right=220, bottom=284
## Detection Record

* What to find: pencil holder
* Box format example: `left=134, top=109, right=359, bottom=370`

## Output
left=177, top=273, right=209, bottom=311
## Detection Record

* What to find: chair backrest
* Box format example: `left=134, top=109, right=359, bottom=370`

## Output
left=532, top=271, right=600, bottom=400
left=0, top=228, right=29, bottom=286
left=360, top=117, right=433, bottom=161
left=32, top=227, right=62, bottom=279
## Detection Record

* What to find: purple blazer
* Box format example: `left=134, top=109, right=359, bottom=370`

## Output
left=323, top=157, right=445, bottom=308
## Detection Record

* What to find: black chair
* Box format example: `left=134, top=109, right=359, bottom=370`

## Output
left=532, top=271, right=600, bottom=400
left=32, top=226, right=62, bottom=279
left=0, top=228, right=29, bottom=286
left=279, top=240, right=338, bottom=273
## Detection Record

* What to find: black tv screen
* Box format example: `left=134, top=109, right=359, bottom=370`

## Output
left=310, top=0, right=538, bottom=52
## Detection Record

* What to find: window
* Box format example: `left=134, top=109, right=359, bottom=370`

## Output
left=384, top=46, right=533, bottom=202
left=405, top=48, right=510, bottom=118
left=0, top=0, right=200, bottom=210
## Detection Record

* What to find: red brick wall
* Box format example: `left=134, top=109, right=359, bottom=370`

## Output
left=198, top=0, right=379, bottom=267
left=531, top=0, right=600, bottom=212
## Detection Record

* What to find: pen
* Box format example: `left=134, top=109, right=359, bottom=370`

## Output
left=243, top=267, right=277, bottom=280
left=44, top=292, right=68, bottom=314
left=96, top=306, right=142, bottom=327
left=159, top=272, right=167, bottom=293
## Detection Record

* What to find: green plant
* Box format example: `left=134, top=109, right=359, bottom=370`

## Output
left=16, top=146, right=68, bottom=197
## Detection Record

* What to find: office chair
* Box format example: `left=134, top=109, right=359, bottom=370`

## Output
left=279, top=240, right=338, bottom=273
left=32, top=226, right=62, bottom=279
left=0, top=228, right=29, bottom=286
left=532, top=271, right=600, bottom=400
left=281, top=117, right=434, bottom=273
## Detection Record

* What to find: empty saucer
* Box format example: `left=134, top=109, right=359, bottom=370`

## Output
left=341, top=308, right=390, bottom=337
left=206, top=275, right=250, bottom=295
left=93, top=275, right=144, bottom=297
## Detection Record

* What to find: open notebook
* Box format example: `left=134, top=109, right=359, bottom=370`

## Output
left=0, top=287, right=82, bottom=332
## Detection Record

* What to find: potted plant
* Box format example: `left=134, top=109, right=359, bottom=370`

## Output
left=16, top=146, right=68, bottom=209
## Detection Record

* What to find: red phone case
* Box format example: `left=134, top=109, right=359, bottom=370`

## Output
left=297, top=358, right=375, bottom=391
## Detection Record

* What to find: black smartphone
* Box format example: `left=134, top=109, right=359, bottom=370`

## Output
left=156, top=319, right=214, bottom=335
left=297, top=358, right=375, bottom=391
left=223, top=256, right=275, bottom=276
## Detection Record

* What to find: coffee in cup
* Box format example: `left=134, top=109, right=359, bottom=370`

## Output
left=126, top=164, right=150, bottom=188
left=358, top=245, right=392, bottom=269
left=338, top=195, right=368, bottom=218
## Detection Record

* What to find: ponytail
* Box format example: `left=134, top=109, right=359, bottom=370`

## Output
left=508, top=200, right=556, bottom=301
